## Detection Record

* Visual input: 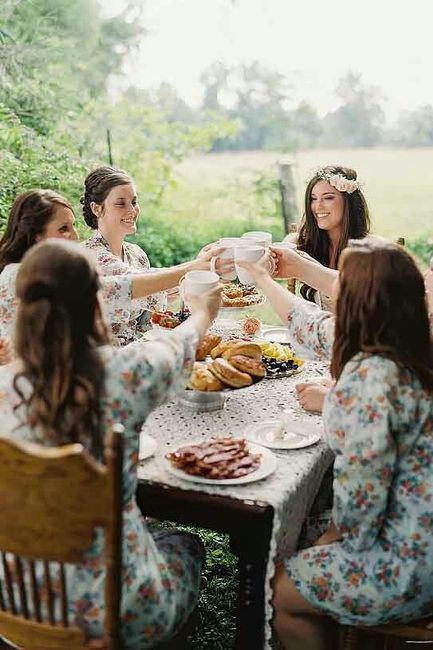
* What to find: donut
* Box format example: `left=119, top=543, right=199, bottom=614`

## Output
left=222, top=342, right=262, bottom=361
left=189, top=363, right=225, bottom=392
left=230, top=354, right=266, bottom=378
left=196, top=334, right=222, bottom=361
left=209, top=358, right=253, bottom=389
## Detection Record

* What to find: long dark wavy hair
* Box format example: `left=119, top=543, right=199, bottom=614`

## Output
left=0, top=190, right=74, bottom=273
left=81, top=166, right=133, bottom=229
left=331, top=240, right=433, bottom=392
left=297, top=165, right=370, bottom=301
left=13, top=240, right=111, bottom=458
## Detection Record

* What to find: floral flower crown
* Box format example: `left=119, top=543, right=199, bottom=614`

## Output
left=315, top=168, right=362, bottom=194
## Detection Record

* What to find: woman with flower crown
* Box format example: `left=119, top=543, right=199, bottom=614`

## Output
left=284, top=165, right=385, bottom=305
left=281, top=165, right=385, bottom=411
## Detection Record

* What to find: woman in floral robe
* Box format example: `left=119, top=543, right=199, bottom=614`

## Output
left=81, top=166, right=229, bottom=344
left=0, top=239, right=222, bottom=648
left=238, top=241, right=433, bottom=649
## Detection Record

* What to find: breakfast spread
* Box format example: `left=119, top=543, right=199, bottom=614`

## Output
left=188, top=340, right=265, bottom=391
left=151, top=308, right=191, bottom=329
left=166, top=437, right=261, bottom=479
left=257, top=340, right=304, bottom=377
left=221, top=282, right=265, bottom=308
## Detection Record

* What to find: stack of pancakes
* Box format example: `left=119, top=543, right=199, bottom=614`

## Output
left=189, top=339, right=266, bottom=391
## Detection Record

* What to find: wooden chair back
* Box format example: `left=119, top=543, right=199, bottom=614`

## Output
left=0, top=426, right=124, bottom=650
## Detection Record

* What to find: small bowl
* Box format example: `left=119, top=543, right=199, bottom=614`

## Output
left=177, top=389, right=227, bottom=412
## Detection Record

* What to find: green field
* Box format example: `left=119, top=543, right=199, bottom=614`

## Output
left=177, top=148, right=433, bottom=240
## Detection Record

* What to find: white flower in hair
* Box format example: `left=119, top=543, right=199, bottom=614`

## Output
left=315, top=168, right=361, bottom=194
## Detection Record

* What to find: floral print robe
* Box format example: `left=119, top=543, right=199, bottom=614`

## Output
left=284, top=307, right=433, bottom=625
left=0, top=329, right=203, bottom=647
left=0, top=263, right=133, bottom=342
left=83, top=231, right=167, bottom=344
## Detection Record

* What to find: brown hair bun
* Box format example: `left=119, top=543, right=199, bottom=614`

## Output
left=209, top=358, right=253, bottom=388
left=222, top=342, right=262, bottom=361
left=230, top=354, right=266, bottom=378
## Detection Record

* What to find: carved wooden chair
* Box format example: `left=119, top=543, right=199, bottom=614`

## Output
left=0, top=426, right=124, bottom=650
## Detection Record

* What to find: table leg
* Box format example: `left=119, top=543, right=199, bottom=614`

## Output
left=230, top=504, right=274, bottom=650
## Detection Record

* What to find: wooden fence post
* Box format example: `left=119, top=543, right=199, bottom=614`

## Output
left=278, top=158, right=297, bottom=236
left=106, top=128, right=113, bottom=166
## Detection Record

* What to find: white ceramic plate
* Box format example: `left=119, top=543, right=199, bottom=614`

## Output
left=139, top=434, right=157, bottom=460
left=260, top=327, right=293, bottom=345
left=245, top=419, right=321, bottom=450
left=163, top=440, right=277, bottom=485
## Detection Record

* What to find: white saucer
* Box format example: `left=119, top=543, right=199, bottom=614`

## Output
left=139, top=433, right=157, bottom=460
left=260, top=327, right=292, bottom=345
left=245, top=419, right=321, bottom=450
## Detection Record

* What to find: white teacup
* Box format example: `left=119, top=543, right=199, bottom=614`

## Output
left=181, top=270, right=219, bottom=305
left=242, top=231, right=272, bottom=247
left=272, top=241, right=297, bottom=250
left=235, top=245, right=265, bottom=285
left=209, top=238, right=244, bottom=281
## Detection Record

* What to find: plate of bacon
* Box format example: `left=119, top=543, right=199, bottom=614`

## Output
left=164, top=437, right=277, bottom=485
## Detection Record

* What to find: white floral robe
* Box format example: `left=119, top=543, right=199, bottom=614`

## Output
left=285, top=307, right=433, bottom=626
left=0, top=263, right=133, bottom=342
left=0, top=329, right=204, bottom=647
left=83, top=231, right=167, bottom=344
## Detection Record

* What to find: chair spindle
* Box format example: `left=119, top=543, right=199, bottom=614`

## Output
left=43, top=560, right=55, bottom=625
left=2, top=552, right=16, bottom=615
left=59, top=562, right=68, bottom=627
left=29, top=559, right=42, bottom=622
left=14, top=555, right=29, bottom=619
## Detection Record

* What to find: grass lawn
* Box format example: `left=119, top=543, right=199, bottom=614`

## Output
left=176, top=147, right=433, bottom=240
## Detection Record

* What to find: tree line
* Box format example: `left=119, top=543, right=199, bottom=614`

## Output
left=143, top=63, right=433, bottom=151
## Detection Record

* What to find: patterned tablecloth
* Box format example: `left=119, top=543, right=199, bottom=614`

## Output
left=137, top=327, right=334, bottom=647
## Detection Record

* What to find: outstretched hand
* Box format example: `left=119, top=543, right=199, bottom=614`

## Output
left=196, top=242, right=234, bottom=277
left=235, top=249, right=274, bottom=281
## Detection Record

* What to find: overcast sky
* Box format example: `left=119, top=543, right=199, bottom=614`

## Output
left=101, top=0, right=433, bottom=121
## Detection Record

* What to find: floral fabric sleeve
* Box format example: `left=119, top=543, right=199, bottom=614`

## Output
left=106, top=328, right=197, bottom=438
left=99, top=275, right=133, bottom=326
left=287, top=302, right=334, bottom=360
left=324, top=355, right=397, bottom=552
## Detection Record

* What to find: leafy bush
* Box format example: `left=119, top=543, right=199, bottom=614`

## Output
left=133, top=171, right=285, bottom=267
left=406, top=234, right=433, bottom=268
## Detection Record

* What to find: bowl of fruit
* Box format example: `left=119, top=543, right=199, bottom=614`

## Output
left=150, top=308, right=191, bottom=329
left=256, top=340, right=304, bottom=378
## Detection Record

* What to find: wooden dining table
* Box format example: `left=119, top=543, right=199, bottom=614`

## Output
left=136, top=345, right=333, bottom=649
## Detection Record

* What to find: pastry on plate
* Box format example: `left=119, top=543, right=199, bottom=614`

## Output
left=189, top=363, right=225, bottom=392
left=222, top=341, right=262, bottom=361
left=209, top=358, right=253, bottom=388
left=196, top=333, right=222, bottom=361
left=230, top=354, right=266, bottom=378
left=210, top=339, right=239, bottom=359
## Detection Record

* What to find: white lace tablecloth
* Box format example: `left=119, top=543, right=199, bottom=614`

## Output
left=137, top=350, right=334, bottom=648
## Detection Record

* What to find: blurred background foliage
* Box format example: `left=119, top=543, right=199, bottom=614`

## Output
left=0, top=0, right=431, bottom=268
